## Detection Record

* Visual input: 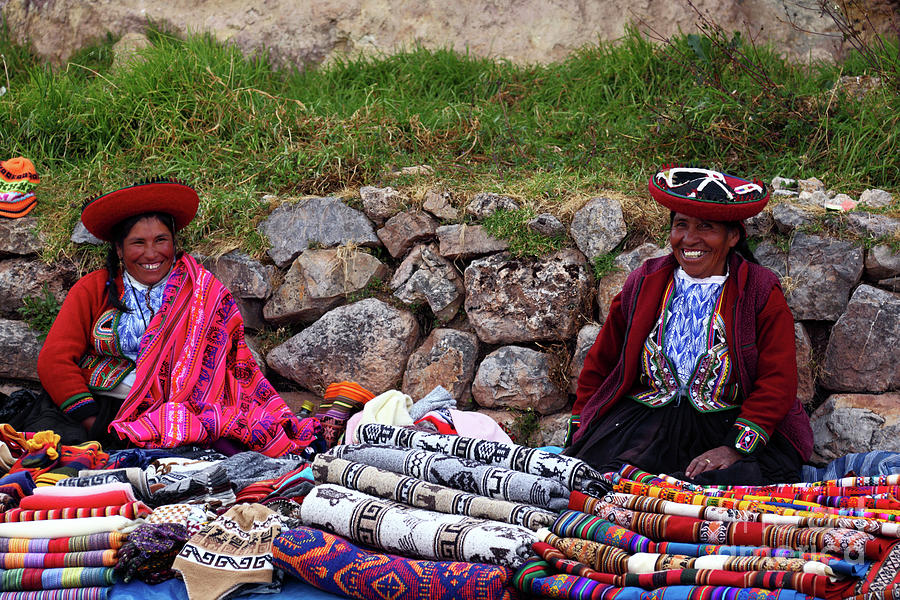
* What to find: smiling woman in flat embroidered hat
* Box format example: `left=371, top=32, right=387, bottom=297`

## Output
left=32, top=179, right=311, bottom=456
left=565, top=165, right=813, bottom=485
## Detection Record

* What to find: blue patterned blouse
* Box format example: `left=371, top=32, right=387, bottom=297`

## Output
left=663, top=268, right=727, bottom=382
left=118, top=269, right=171, bottom=362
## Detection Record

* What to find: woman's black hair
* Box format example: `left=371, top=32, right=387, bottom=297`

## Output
left=668, top=211, right=758, bottom=264
left=104, top=212, right=177, bottom=311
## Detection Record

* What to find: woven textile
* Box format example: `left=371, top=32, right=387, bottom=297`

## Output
left=56, top=469, right=150, bottom=500
left=0, top=516, right=139, bottom=539
left=273, top=525, right=516, bottom=600
left=115, top=523, right=189, bottom=584
left=0, top=567, right=116, bottom=590
left=313, top=453, right=556, bottom=530
left=301, top=484, right=536, bottom=568
left=0, top=501, right=151, bottom=522
left=852, top=540, right=900, bottom=600
left=357, top=423, right=603, bottom=493
left=329, top=443, right=570, bottom=511
left=146, top=504, right=209, bottom=537
left=0, top=550, right=117, bottom=568
left=109, top=254, right=308, bottom=457
left=0, top=589, right=109, bottom=600
left=0, top=534, right=126, bottom=554
left=316, top=382, right=375, bottom=448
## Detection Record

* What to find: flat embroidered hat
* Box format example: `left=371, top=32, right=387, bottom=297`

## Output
left=649, top=165, right=769, bottom=221
left=0, top=157, right=40, bottom=219
left=81, top=178, right=199, bottom=241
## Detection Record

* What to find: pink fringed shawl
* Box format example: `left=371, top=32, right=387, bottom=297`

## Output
left=109, top=254, right=305, bottom=457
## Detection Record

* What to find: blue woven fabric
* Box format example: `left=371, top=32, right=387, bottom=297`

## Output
left=663, top=270, right=724, bottom=382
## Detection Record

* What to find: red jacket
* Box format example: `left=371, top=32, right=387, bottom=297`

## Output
left=574, top=252, right=813, bottom=460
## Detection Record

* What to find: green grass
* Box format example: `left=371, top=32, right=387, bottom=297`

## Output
left=1, top=20, right=899, bottom=263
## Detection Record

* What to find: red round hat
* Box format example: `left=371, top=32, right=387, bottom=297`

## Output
left=81, top=178, right=199, bottom=242
left=648, top=165, right=769, bottom=222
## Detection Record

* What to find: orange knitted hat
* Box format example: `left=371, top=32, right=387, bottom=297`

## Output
left=0, top=157, right=40, bottom=219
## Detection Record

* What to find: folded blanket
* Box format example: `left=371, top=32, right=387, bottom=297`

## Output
left=0, top=589, right=109, bottom=600
left=0, top=550, right=118, bottom=568
left=313, top=453, right=555, bottom=530
left=0, top=502, right=151, bottom=522
left=329, top=444, right=570, bottom=511
left=0, top=533, right=127, bottom=553
left=0, top=567, right=115, bottom=590
left=273, top=526, right=516, bottom=600
left=0, top=516, right=140, bottom=538
left=301, top=484, right=536, bottom=568
left=356, top=422, right=603, bottom=493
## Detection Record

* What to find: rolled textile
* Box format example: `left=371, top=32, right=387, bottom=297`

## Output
left=0, top=567, right=115, bottom=590
left=19, top=490, right=135, bottom=511
left=273, top=526, right=516, bottom=600
left=32, top=483, right=133, bottom=497
left=312, top=454, right=556, bottom=530
left=328, top=444, right=570, bottom=511
left=356, top=422, right=603, bottom=493
left=55, top=469, right=150, bottom=500
left=0, top=533, right=127, bottom=553
left=0, top=516, right=140, bottom=538
left=0, top=589, right=109, bottom=600
left=301, top=484, right=536, bottom=568
left=0, top=501, right=151, bottom=522
left=0, top=550, right=117, bottom=568
left=0, top=470, right=35, bottom=501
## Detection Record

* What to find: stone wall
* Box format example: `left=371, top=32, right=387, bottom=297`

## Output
left=3, top=0, right=896, bottom=67
left=2, top=181, right=899, bottom=458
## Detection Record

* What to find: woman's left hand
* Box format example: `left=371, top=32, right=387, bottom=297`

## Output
left=685, top=445, right=743, bottom=479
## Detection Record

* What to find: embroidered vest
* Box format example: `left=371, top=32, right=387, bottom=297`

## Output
left=630, top=279, right=740, bottom=411
left=78, top=307, right=135, bottom=392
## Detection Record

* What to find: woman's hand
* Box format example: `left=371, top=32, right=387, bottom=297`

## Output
left=685, top=445, right=743, bottom=479
left=81, top=416, right=97, bottom=434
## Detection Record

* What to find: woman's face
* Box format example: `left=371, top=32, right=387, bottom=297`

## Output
left=117, top=216, right=175, bottom=286
left=669, top=213, right=739, bottom=278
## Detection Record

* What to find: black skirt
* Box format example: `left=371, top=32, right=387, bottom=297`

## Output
left=565, top=397, right=801, bottom=486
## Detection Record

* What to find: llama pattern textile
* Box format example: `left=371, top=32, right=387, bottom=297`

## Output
left=357, top=422, right=604, bottom=493
left=301, top=483, right=537, bottom=568
left=272, top=526, right=517, bottom=600
left=312, top=453, right=556, bottom=530
left=328, top=443, right=570, bottom=511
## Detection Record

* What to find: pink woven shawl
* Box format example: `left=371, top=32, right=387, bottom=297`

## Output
left=109, top=254, right=305, bottom=457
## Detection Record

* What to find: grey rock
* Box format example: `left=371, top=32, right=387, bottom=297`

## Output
left=0, top=258, right=76, bottom=319
left=798, top=190, right=830, bottom=207
left=865, top=244, right=900, bottom=281
left=859, top=188, right=893, bottom=209
left=391, top=244, right=464, bottom=322
left=465, top=192, right=519, bottom=219
left=471, top=345, right=568, bottom=414
left=538, top=411, right=571, bottom=448
left=772, top=201, right=815, bottom=233
left=569, top=323, right=601, bottom=394
left=244, top=333, right=268, bottom=376
left=825, top=193, right=857, bottom=211
left=773, top=189, right=799, bottom=198
left=527, top=213, right=566, bottom=238
left=797, top=177, right=825, bottom=193
left=258, top=197, right=380, bottom=268
left=464, top=249, right=592, bottom=344
left=360, top=186, right=408, bottom=224
left=743, top=209, right=774, bottom=238
left=264, top=247, right=388, bottom=325
left=422, top=189, right=459, bottom=221
left=821, top=284, right=900, bottom=392
left=880, top=276, right=900, bottom=292
left=235, top=298, right=267, bottom=331
left=754, top=240, right=788, bottom=279
left=844, top=212, right=900, bottom=238
left=594, top=243, right=668, bottom=322
left=0, top=318, right=42, bottom=382
left=267, top=298, right=419, bottom=395
left=770, top=176, right=796, bottom=190
left=402, top=328, right=479, bottom=403
left=596, top=271, right=628, bottom=323
left=810, top=393, right=900, bottom=462
left=198, top=250, right=273, bottom=299
left=786, top=234, right=863, bottom=321
left=71, top=220, right=103, bottom=245
left=795, top=322, right=815, bottom=408
left=436, top=224, right=508, bottom=260
left=569, top=197, right=627, bottom=259
left=613, top=243, right=668, bottom=273
left=0, top=217, right=43, bottom=257
left=377, top=211, right=438, bottom=258
left=111, top=31, right=150, bottom=72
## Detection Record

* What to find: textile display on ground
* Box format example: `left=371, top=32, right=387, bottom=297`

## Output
left=328, top=443, right=571, bottom=510
left=311, top=453, right=556, bottom=530
left=301, top=483, right=537, bottom=568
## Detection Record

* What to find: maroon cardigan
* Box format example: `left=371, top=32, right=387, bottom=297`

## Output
left=573, top=252, right=813, bottom=460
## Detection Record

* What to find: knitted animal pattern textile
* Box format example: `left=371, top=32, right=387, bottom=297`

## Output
left=273, top=526, right=516, bottom=600
left=328, top=443, right=570, bottom=511
left=357, top=422, right=603, bottom=492
left=173, top=503, right=281, bottom=600
left=312, top=453, right=556, bottom=530
left=301, top=483, right=537, bottom=569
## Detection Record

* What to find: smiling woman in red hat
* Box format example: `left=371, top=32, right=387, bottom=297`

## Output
left=565, top=166, right=813, bottom=485
left=33, top=179, right=311, bottom=457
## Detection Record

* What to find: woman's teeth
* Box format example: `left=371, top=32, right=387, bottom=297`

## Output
left=142, top=263, right=161, bottom=270
left=683, top=249, right=705, bottom=259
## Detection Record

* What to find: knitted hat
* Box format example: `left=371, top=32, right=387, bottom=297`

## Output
left=81, top=177, right=199, bottom=242
left=0, top=157, right=39, bottom=219
left=315, top=381, right=375, bottom=448
left=649, top=164, right=769, bottom=222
